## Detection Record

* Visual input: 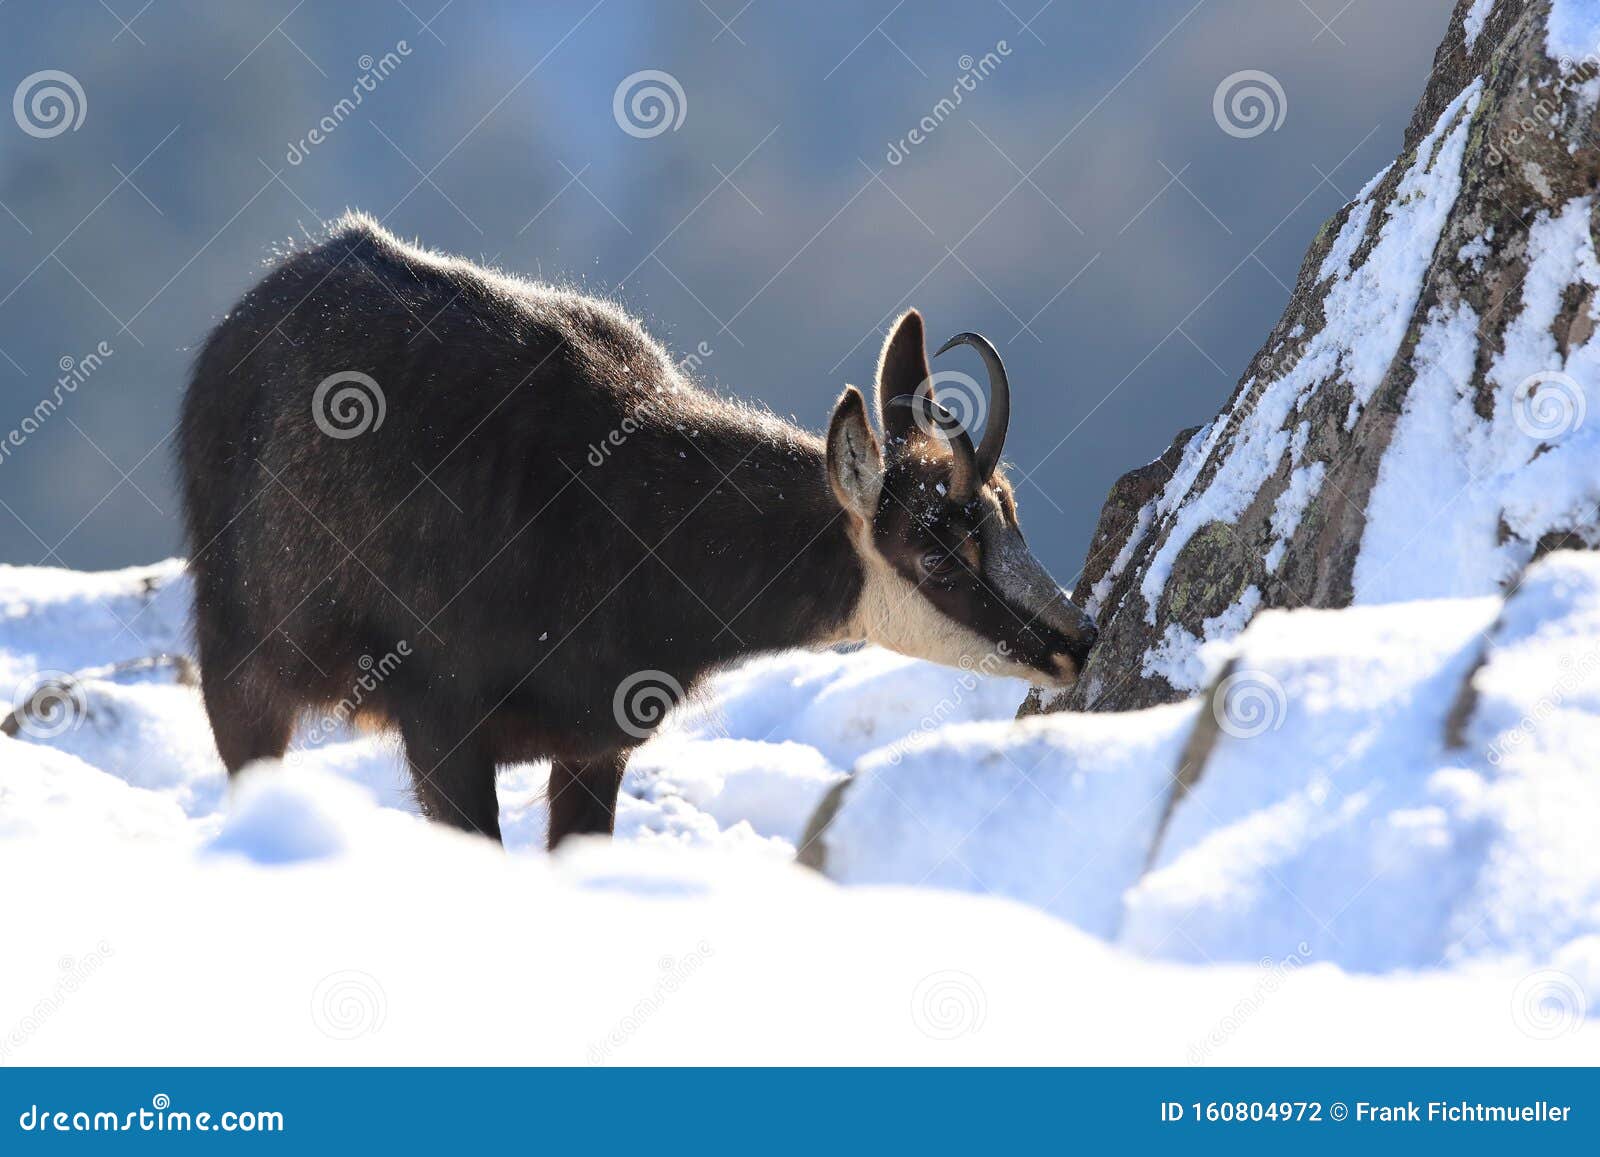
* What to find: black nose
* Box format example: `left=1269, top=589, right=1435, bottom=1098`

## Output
left=1067, top=619, right=1098, bottom=666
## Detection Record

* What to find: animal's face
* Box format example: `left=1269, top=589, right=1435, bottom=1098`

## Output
left=826, top=311, right=1098, bottom=688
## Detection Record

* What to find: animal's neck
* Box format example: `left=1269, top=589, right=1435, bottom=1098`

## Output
left=655, top=415, right=865, bottom=661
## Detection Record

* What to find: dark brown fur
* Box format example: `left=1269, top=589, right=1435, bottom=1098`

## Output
left=179, top=215, right=1095, bottom=848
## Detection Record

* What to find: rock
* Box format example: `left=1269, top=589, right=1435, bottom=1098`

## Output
left=1019, top=426, right=1200, bottom=717
left=1036, top=0, right=1600, bottom=715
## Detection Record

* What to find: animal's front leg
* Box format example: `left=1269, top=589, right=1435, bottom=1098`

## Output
left=399, top=713, right=503, bottom=843
left=546, top=751, right=629, bottom=850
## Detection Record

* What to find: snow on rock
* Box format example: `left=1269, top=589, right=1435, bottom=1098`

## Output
left=1031, top=0, right=1600, bottom=715
left=1357, top=197, right=1600, bottom=600
left=1444, top=550, right=1600, bottom=960
left=1123, top=596, right=1502, bottom=970
left=1547, top=0, right=1600, bottom=63
left=1128, top=552, right=1600, bottom=973
left=1464, top=1, right=1496, bottom=50
left=812, top=701, right=1198, bottom=938
left=1125, top=81, right=1481, bottom=695
left=814, top=552, right=1600, bottom=984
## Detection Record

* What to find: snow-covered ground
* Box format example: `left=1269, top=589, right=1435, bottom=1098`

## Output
left=2, top=555, right=1597, bottom=1064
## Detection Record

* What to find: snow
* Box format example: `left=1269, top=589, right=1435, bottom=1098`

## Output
left=4, top=556, right=1600, bottom=1062
left=6, top=823, right=1594, bottom=1065
left=1463, top=0, right=1495, bottom=52
left=1265, top=460, right=1326, bottom=573
left=1142, top=584, right=1262, bottom=693
left=820, top=552, right=1600, bottom=986
left=820, top=700, right=1199, bottom=938
left=1355, top=197, right=1600, bottom=602
left=1547, top=0, right=1600, bottom=65
left=1135, top=83, right=1481, bottom=685
left=1125, top=595, right=1503, bottom=970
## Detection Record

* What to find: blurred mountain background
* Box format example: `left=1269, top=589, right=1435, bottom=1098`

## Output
left=0, top=0, right=1453, bottom=577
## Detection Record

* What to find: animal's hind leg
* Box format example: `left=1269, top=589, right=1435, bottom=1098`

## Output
left=198, top=652, right=296, bottom=774
left=546, top=751, right=629, bottom=850
left=399, top=715, right=502, bottom=842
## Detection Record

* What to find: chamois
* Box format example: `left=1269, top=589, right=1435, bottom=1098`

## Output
left=178, top=214, right=1097, bottom=848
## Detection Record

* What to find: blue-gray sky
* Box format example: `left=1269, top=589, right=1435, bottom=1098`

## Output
left=0, top=0, right=1455, bottom=578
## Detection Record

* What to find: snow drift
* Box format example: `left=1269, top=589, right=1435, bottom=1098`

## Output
left=5, top=0, right=1600, bottom=1065
left=2, top=553, right=1598, bottom=1063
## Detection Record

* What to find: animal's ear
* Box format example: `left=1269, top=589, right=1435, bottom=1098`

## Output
left=826, top=386, right=883, bottom=519
left=876, top=309, right=929, bottom=444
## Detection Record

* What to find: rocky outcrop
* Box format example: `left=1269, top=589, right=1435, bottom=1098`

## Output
left=1030, top=0, right=1600, bottom=715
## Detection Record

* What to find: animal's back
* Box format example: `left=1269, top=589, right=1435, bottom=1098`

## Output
left=177, top=213, right=694, bottom=714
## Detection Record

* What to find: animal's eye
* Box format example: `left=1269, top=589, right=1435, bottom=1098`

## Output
left=920, top=549, right=960, bottom=578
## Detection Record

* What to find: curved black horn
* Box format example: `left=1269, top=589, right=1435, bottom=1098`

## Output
left=887, top=394, right=979, bottom=502
left=934, top=331, right=1010, bottom=483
